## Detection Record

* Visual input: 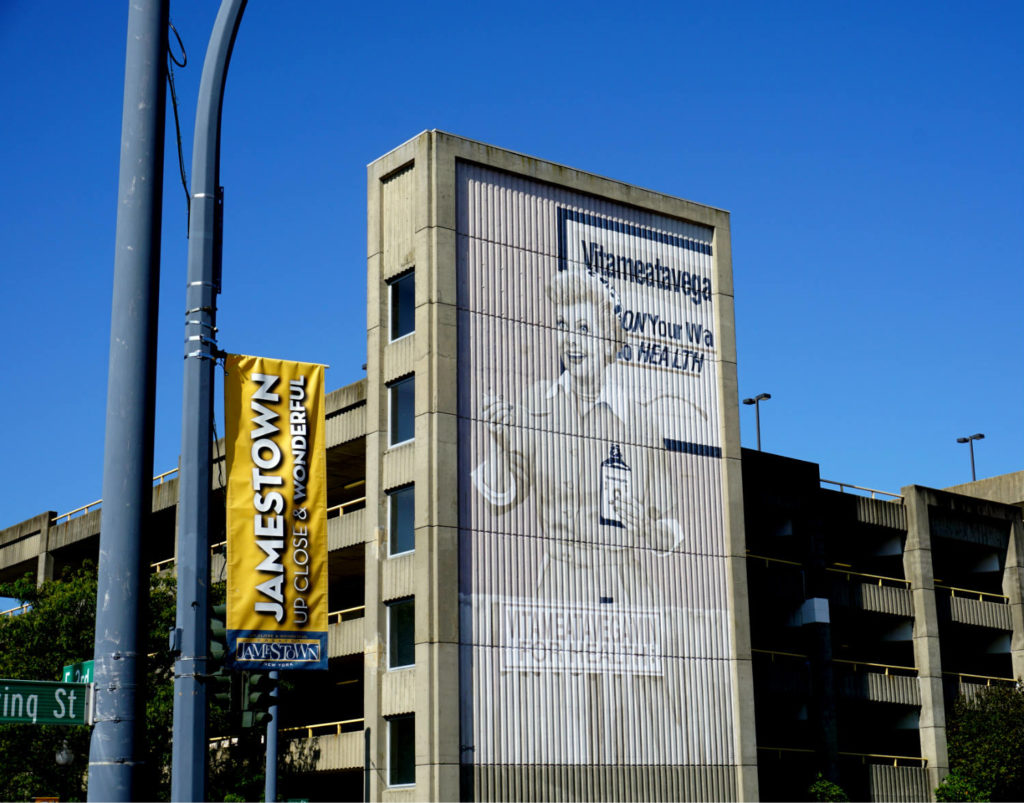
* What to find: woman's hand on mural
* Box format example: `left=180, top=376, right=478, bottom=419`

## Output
left=613, top=496, right=646, bottom=536
left=614, top=496, right=679, bottom=551
left=483, top=394, right=516, bottom=450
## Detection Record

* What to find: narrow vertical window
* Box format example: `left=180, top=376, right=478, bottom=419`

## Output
left=388, top=375, right=414, bottom=445
left=387, top=597, right=415, bottom=669
left=388, top=714, right=415, bottom=786
left=388, top=485, right=415, bottom=555
left=389, top=270, right=415, bottom=340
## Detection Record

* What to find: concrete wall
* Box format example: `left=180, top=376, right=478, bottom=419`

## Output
left=366, top=130, right=755, bottom=801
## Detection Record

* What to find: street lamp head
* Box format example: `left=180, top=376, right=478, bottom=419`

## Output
left=56, top=740, right=73, bottom=766
left=743, top=393, right=772, bottom=405
left=743, top=398, right=756, bottom=405
left=956, top=437, right=969, bottom=444
left=971, top=433, right=985, bottom=441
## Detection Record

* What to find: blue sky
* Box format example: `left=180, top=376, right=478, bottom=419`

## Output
left=0, top=0, right=1021, bottom=527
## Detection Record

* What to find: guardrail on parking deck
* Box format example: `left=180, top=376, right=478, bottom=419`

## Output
left=280, top=718, right=365, bottom=738
left=53, top=467, right=180, bottom=525
left=820, top=479, right=902, bottom=500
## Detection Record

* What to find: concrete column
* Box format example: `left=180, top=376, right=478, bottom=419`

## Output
left=1003, top=516, right=1024, bottom=680
left=805, top=500, right=839, bottom=786
left=35, top=515, right=54, bottom=586
left=902, top=486, right=948, bottom=797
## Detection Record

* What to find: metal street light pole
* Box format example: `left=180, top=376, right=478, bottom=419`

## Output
left=88, top=2, right=168, bottom=799
left=956, top=433, right=985, bottom=482
left=171, top=1, right=247, bottom=800
left=743, top=393, right=772, bottom=451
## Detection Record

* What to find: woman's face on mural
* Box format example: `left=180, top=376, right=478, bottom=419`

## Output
left=555, top=300, right=616, bottom=384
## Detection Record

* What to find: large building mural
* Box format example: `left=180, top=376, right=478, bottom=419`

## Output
left=457, top=163, right=735, bottom=768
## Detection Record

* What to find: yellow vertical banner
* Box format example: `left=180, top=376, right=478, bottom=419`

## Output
left=224, top=354, right=328, bottom=670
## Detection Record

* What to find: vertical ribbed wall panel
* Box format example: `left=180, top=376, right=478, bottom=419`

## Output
left=868, top=765, right=930, bottom=802
left=455, top=160, right=739, bottom=798
left=382, top=445, right=415, bottom=490
left=472, top=764, right=737, bottom=802
left=304, top=730, right=364, bottom=770
left=383, top=335, right=415, bottom=384
left=382, top=165, right=416, bottom=279
left=855, top=496, right=907, bottom=530
left=327, top=507, right=367, bottom=551
left=325, top=404, right=365, bottom=447
left=328, top=616, right=364, bottom=658
left=381, top=667, right=416, bottom=715
left=949, top=595, right=1013, bottom=629
left=835, top=672, right=921, bottom=705
left=859, top=583, right=914, bottom=616
left=382, top=551, right=414, bottom=601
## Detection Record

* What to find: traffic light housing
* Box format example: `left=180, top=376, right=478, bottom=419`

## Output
left=209, top=603, right=228, bottom=669
left=208, top=603, right=239, bottom=730
left=242, top=671, right=276, bottom=728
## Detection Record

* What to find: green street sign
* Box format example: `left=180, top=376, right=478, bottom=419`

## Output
left=0, top=679, right=93, bottom=726
left=62, top=660, right=94, bottom=684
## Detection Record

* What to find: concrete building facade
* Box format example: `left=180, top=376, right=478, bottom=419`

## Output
left=2, top=132, right=1022, bottom=802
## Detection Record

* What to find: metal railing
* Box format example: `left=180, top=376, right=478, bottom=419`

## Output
left=153, top=468, right=179, bottom=485
left=934, top=583, right=1009, bottom=605
left=751, top=648, right=808, bottom=661
left=326, top=497, right=367, bottom=520
left=280, top=717, right=364, bottom=738
left=746, top=552, right=803, bottom=568
left=52, top=500, right=103, bottom=525
left=833, top=658, right=918, bottom=677
left=53, top=467, right=180, bottom=525
left=150, top=540, right=228, bottom=573
left=838, top=751, right=928, bottom=768
left=328, top=605, right=366, bottom=625
left=758, top=746, right=927, bottom=768
left=943, top=671, right=1017, bottom=687
left=0, top=603, right=31, bottom=617
left=756, top=745, right=815, bottom=758
left=820, top=479, right=902, bottom=501
left=826, top=567, right=910, bottom=590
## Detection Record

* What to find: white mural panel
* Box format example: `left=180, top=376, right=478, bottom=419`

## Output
left=457, top=163, right=733, bottom=768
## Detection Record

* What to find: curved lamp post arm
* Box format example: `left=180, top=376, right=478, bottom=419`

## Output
left=172, top=2, right=247, bottom=801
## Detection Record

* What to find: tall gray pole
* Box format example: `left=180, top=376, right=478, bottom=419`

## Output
left=88, top=1, right=168, bottom=800
left=265, top=671, right=279, bottom=802
left=171, top=1, right=246, bottom=800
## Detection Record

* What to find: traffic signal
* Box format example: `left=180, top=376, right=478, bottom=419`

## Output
left=209, top=603, right=228, bottom=669
left=208, top=603, right=238, bottom=727
left=241, top=671, right=276, bottom=728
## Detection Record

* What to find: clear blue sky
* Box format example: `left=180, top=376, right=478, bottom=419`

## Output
left=1, top=0, right=1020, bottom=527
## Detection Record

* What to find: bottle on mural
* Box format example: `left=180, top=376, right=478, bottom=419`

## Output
left=599, top=444, right=631, bottom=527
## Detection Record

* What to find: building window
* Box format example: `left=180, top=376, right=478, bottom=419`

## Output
left=388, top=485, right=415, bottom=556
left=388, top=375, right=414, bottom=445
left=387, top=597, right=415, bottom=669
left=389, top=270, right=415, bottom=341
left=388, top=713, right=415, bottom=786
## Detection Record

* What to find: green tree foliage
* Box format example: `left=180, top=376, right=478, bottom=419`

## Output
left=940, top=683, right=1024, bottom=802
left=0, top=568, right=318, bottom=801
left=935, top=770, right=989, bottom=802
left=807, top=772, right=850, bottom=802
left=0, top=565, right=99, bottom=801
left=0, top=565, right=181, bottom=801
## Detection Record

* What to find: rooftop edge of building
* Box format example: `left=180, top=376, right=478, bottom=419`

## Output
left=367, top=129, right=731, bottom=216
left=943, top=470, right=1024, bottom=508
